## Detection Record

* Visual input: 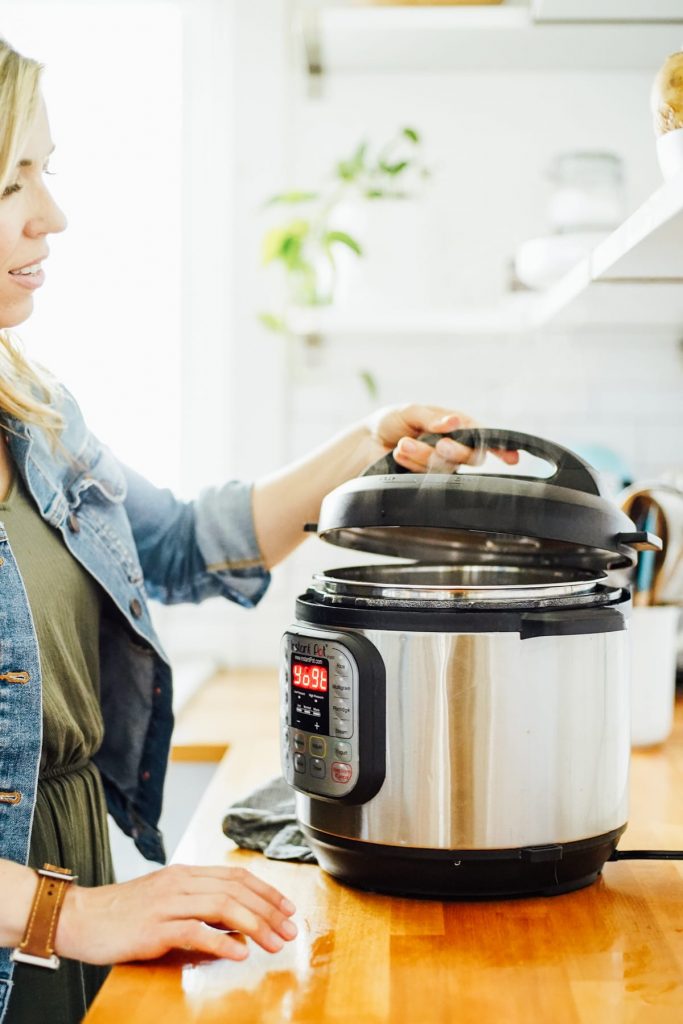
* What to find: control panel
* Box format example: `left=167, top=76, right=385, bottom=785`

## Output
left=281, top=627, right=385, bottom=805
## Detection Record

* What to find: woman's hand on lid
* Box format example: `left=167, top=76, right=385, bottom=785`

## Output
left=366, top=404, right=520, bottom=473
left=55, top=863, right=298, bottom=964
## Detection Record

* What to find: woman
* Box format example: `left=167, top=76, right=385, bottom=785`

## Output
left=0, top=37, right=517, bottom=1024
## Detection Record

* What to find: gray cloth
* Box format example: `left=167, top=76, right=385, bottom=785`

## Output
left=222, top=775, right=317, bottom=863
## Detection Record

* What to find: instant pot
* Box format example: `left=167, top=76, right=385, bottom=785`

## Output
left=280, top=429, right=661, bottom=898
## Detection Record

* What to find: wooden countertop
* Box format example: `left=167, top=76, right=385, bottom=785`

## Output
left=86, top=670, right=683, bottom=1024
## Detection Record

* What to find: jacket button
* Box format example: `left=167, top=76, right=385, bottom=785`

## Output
left=67, top=513, right=80, bottom=533
left=0, top=671, right=30, bottom=684
left=130, top=598, right=143, bottom=618
left=0, top=790, right=22, bottom=805
left=141, top=770, right=151, bottom=782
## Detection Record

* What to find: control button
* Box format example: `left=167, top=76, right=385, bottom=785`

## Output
left=310, top=757, right=326, bottom=779
left=334, top=740, right=352, bottom=761
left=332, top=719, right=352, bottom=739
left=331, top=700, right=351, bottom=720
left=331, top=680, right=352, bottom=699
left=335, top=660, right=349, bottom=677
left=310, top=736, right=326, bottom=757
left=331, top=762, right=353, bottom=785
left=293, top=733, right=306, bottom=753
left=294, top=753, right=306, bottom=774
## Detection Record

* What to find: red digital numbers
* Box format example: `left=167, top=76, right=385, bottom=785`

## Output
left=292, top=661, right=328, bottom=693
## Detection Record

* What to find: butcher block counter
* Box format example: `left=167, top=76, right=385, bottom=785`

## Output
left=85, top=669, right=683, bottom=1024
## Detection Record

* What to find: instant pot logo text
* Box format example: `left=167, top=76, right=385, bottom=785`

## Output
left=292, top=639, right=328, bottom=657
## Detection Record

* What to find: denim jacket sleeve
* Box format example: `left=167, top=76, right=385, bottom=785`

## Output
left=122, top=463, right=271, bottom=607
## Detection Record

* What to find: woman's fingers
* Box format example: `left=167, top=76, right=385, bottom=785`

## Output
left=394, top=436, right=520, bottom=472
left=394, top=437, right=475, bottom=472
left=166, top=919, right=250, bottom=961
left=435, top=440, right=520, bottom=467
left=492, top=448, right=520, bottom=465
left=185, top=865, right=296, bottom=916
left=387, top=407, right=519, bottom=469
left=424, top=409, right=477, bottom=432
left=172, top=866, right=298, bottom=951
left=179, top=877, right=298, bottom=942
left=172, top=894, right=295, bottom=953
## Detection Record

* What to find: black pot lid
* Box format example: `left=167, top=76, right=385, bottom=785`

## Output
left=312, top=428, right=661, bottom=570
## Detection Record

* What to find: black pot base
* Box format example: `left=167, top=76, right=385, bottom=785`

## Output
left=302, top=824, right=627, bottom=899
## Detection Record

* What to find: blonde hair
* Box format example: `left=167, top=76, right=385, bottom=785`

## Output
left=0, top=38, right=64, bottom=440
left=652, top=50, right=683, bottom=136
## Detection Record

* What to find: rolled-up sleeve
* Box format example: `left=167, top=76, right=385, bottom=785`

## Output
left=193, top=480, right=271, bottom=607
left=122, top=463, right=270, bottom=607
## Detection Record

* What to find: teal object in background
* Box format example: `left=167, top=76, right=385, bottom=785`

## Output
left=569, top=443, right=633, bottom=498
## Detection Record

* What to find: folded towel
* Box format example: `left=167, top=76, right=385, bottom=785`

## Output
left=222, top=775, right=317, bottom=863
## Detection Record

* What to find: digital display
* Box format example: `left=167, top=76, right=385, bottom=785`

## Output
left=290, top=654, right=329, bottom=735
left=292, top=660, right=328, bottom=692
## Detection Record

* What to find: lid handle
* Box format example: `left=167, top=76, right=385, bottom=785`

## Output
left=364, top=427, right=603, bottom=496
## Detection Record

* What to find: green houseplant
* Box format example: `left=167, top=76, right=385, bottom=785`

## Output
left=259, top=126, right=430, bottom=338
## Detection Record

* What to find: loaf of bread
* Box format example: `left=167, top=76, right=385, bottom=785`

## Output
left=652, top=50, right=683, bottom=136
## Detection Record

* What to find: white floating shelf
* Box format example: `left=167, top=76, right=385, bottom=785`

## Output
left=591, top=172, right=683, bottom=281
left=533, top=0, right=683, bottom=22
left=289, top=170, right=683, bottom=337
left=537, top=168, right=683, bottom=327
left=299, top=3, right=683, bottom=75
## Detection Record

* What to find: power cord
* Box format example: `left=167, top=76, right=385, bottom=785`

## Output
left=610, top=849, right=683, bottom=861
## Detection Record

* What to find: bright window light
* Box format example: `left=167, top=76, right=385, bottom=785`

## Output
left=1, top=2, right=183, bottom=491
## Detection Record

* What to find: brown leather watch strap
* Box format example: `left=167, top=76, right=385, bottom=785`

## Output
left=11, top=864, right=77, bottom=970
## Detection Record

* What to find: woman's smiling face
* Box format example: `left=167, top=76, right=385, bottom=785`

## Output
left=0, top=94, right=67, bottom=329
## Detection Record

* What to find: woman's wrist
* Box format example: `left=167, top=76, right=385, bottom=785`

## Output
left=53, top=881, right=86, bottom=960
left=341, top=421, right=387, bottom=479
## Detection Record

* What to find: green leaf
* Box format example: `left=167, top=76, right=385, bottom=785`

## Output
left=324, top=230, right=363, bottom=256
left=403, top=127, right=420, bottom=144
left=261, top=220, right=310, bottom=265
left=379, top=160, right=408, bottom=176
left=285, top=219, right=311, bottom=239
left=359, top=370, right=378, bottom=400
left=336, top=160, right=357, bottom=182
left=258, top=312, right=288, bottom=333
left=281, top=235, right=302, bottom=262
left=265, top=191, right=319, bottom=206
left=261, top=227, right=288, bottom=264
left=336, top=140, right=368, bottom=181
left=352, top=141, right=368, bottom=167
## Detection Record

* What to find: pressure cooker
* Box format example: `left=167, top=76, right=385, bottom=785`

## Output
left=280, top=429, right=661, bottom=898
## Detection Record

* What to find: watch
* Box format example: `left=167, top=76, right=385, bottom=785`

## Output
left=11, top=864, right=77, bottom=970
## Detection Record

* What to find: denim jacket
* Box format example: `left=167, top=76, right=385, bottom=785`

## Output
left=0, top=386, right=270, bottom=1015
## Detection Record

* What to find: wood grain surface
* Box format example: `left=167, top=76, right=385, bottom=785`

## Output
left=86, top=670, right=683, bottom=1024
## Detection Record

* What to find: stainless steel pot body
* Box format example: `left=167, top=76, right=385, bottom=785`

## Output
left=295, top=623, right=630, bottom=850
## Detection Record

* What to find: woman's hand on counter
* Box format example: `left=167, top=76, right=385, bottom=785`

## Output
left=55, top=863, right=297, bottom=964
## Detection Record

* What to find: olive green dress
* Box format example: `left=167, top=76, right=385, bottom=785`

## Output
left=2, top=471, right=115, bottom=1024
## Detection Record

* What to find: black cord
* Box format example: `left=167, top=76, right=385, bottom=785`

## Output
left=610, top=849, right=683, bottom=861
